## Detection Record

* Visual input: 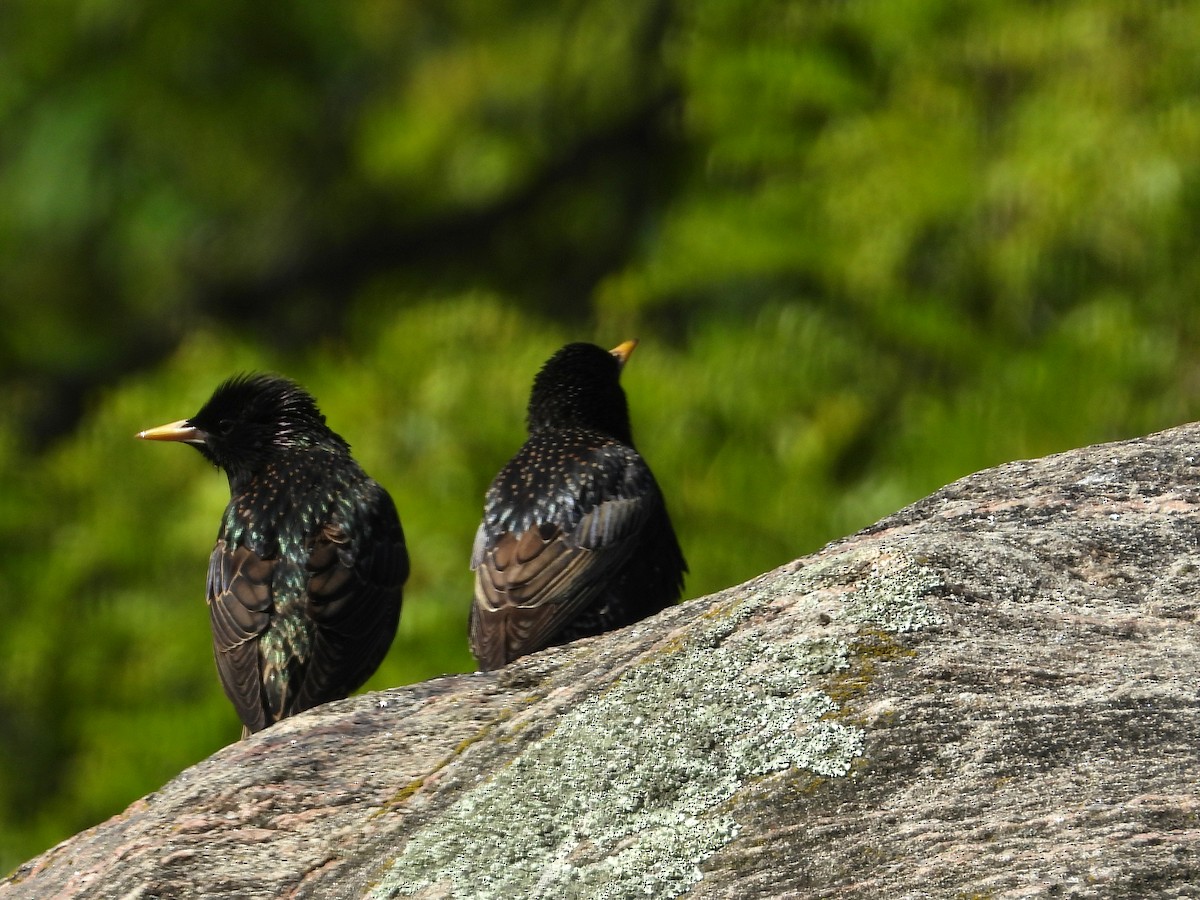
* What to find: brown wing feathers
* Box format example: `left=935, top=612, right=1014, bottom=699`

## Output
left=470, top=492, right=651, bottom=669
left=206, top=540, right=276, bottom=732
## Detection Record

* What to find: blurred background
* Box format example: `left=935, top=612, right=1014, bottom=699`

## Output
left=3, top=0, right=1200, bottom=870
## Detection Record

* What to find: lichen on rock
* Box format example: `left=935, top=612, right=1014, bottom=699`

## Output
left=370, top=547, right=946, bottom=899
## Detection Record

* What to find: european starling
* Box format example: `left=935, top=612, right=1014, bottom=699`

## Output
left=138, top=374, right=408, bottom=736
left=469, top=340, right=686, bottom=670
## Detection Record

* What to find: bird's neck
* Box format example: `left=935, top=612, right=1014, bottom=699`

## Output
left=527, top=412, right=634, bottom=447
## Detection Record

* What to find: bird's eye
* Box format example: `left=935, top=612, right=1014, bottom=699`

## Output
left=216, top=418, right=236, bottom=436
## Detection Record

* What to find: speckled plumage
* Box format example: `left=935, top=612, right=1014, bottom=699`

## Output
left=139, top=374, right=408, bottom=736
left=470, top=341, right=686, bottom=670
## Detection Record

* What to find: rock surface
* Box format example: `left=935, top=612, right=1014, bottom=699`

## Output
left=5, top=424, right=1200, bottom=899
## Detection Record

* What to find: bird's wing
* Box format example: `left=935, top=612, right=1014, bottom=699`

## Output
left=469, top=490, right=652, bottom=670
left=293, top=486, right=408, bottom=712
left=206, top=538, right=276, bottom=733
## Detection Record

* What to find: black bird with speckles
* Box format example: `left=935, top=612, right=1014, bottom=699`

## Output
left=139, top=374, right=408, bottom=736
left=469, top=340, right=686, bottom=670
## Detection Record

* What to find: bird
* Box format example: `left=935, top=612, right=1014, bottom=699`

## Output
left=469, top=340, right=686, bottom=670
left=138, top=373, right=408, bottom=736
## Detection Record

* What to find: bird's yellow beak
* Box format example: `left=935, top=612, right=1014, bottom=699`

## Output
left=609, top=339, right=639, bottom=369
left=136, top=419, right=206, bottom=444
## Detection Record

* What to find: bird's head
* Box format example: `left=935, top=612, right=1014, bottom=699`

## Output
left=137, top=374, right=345, bottom=478
left=527, top=340, right=638, bottom=443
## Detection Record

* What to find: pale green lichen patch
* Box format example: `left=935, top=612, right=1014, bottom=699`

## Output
left=370, top=626, right=860, bottom=898
left=784, top=547, right=946, bottom=633
left=840, top=555, right=945, bottom=632
left=369, top=548, right=941, bottom=900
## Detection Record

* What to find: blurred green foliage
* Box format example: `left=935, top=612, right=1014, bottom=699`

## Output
left=3, top=0, right=1200, bottom=871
